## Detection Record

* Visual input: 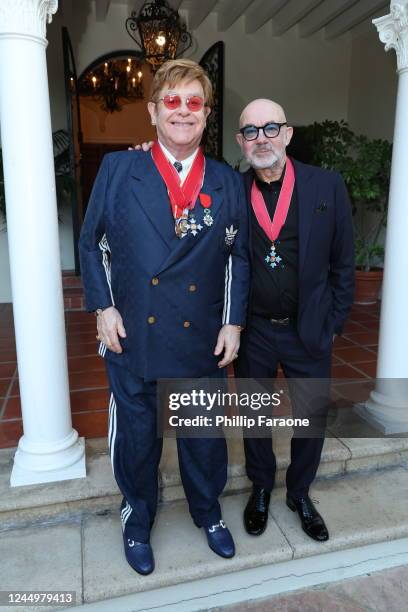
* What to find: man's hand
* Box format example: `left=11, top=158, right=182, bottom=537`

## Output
left=96, top=306, right=127, bottom=354
left=128, top=141, right=154, bottom=152
left=214, top=325, right=241, bottom=368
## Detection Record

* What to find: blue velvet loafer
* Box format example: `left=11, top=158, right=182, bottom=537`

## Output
left=204, top=520, right=235, bottom=558
left=123, top=533, right=154, bottom=575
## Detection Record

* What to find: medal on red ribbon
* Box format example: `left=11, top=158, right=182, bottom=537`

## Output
left=200, top=193, right=213, bottom=226
left=151, top=141, right=211, bottom=238
left=250, top=157, right=295, bottom=269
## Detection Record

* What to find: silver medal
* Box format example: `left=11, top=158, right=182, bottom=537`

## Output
left=203, top=209, right=214, bottom=227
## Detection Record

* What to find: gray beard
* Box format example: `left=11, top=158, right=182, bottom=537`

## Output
left=245, top=148, right=284, bottom=171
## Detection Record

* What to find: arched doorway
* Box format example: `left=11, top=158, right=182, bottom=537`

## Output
left=78, top=50, right=156, bottom=211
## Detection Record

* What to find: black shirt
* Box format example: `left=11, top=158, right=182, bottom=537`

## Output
left=249, top=169, right=299, bottom=319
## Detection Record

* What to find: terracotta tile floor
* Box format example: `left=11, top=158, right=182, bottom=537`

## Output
left=0, top=302, right=381, bottom=449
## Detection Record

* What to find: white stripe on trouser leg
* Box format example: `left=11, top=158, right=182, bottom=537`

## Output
left=121, top=501, right=133, bottom=531
left=222, top=255, right=232, bottom=324
left=99, top=233, right=115, bottom=305
left=108, top=393, right=117, bottom=479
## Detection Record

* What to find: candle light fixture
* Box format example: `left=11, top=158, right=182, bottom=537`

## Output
left=78, top=56, right=145, bottom=113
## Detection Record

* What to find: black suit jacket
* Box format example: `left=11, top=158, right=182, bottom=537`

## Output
left=243, top=157, right=355, bottom=357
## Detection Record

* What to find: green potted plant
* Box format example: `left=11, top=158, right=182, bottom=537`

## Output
left=301, top=120, right=392, bottom=304
left=0, top=129, right=75, bottom=226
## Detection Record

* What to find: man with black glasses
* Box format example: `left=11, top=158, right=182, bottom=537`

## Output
left=133, top=97, right=354, bottom=544
left=235, top=99, right=354, bottom=543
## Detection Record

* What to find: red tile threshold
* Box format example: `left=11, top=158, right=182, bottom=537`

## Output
left=69, top=370, right=108, bottom=391
left=359, top=320, right=382, bottom=331
left=0, top=351, right=17, bottom=364
left=2, top=396, right=21, bottom=420
left=0, top=364, right=16, bottom=378
left=334, top=380, right=376, bottom=403
left=0, top=419, right=107, bottom=448
left=0, top=420, right=23, bottom=449
left=331, top=363, right=369, bottom=379
left=0, top=338, right=16, bottom=350
left=66, top=324, right=97, bottom=334
left=0, top=380, right=12, bottom=396
left=68, top=355, right=105, bottom=373
left=333, top=346, right=377, bottom=364
left=343, top=320, right=367, bottom=334
left=333, top=336, right=355, bottom=349
left=354, top=361, right=378, bottom=378
left=67, top=343, right=98, bottom=358
left=344, top=331, right=379, bottom=347
left=65, top=312, right=91, bottom=324
left=349, top=311, right=379, bottom=322
left=3, top=388, right=110, bottom=421
left=72, top=411, right=108, bottom=438
left=71, top=388, right=109, bottom=412
left=66, top=331, right=98, bottom=345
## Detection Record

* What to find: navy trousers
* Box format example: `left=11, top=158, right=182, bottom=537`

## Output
left=235, top=315, right=331, bottom=498
left=106, top=361, right=228, bottom=543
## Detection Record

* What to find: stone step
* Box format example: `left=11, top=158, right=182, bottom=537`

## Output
left=1, top=432, right=408, bottom=530
left=1, top=465, right=408, bottom=611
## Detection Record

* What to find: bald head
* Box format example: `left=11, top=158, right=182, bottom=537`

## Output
left=236, top=98, right=293, bottom=177
left=239, top=99, right=286, bottom=129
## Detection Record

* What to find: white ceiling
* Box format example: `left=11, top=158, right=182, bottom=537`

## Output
left=98, top=0, right=390, bottom=38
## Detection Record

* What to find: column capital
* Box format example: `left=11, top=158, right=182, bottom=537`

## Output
left=0, top=0, right=58, bottom=40
left=373, top=1, right=408, bottom=73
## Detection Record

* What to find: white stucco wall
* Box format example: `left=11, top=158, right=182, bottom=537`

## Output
left=0, top=1, right=398, bottom=302
left=189, top=13, right=352, bottom=166
left=348, top=27, right=397, bottom=140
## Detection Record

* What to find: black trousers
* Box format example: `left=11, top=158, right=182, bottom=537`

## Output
left=235, top=315, right=331, bottom=499
left=106, top=361, right=228, bottom=542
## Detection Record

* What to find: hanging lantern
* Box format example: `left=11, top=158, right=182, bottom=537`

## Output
left=126, top=0, right=192, bottom=70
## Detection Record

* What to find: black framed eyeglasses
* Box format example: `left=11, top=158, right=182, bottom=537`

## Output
left=239, top=122, right=287, bottom=141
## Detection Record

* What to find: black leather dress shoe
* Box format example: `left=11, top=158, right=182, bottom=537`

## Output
left=244, top=486, right=271, bottom=536
left=286, top=494, right=329, bottom=542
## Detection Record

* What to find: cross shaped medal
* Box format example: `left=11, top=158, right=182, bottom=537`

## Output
left=265, top=242, right=283, bottom=269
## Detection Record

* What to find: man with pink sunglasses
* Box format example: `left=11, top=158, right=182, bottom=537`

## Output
left=79, top=59, right=250, bottom=575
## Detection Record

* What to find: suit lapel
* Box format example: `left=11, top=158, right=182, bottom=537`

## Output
left=157, top=159, right=224, bottom=275
left=130, top=153, right=176, bottom=249
left=293, top=159, right=316, bottom=274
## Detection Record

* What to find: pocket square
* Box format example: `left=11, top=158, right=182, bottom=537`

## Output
left=316, top=202, right=327, bottom=212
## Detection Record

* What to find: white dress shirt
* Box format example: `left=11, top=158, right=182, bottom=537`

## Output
left=158, top=141, right=199, bottom=185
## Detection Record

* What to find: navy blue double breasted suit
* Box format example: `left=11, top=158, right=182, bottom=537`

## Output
left=79, top=150, right=250, bottom=541
left=236, top=158, right=355, bottom=498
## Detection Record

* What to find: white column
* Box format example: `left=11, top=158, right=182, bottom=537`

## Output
left=356, top=1, right=408, bottom=434
left=0, top=0, right=86, bottom=484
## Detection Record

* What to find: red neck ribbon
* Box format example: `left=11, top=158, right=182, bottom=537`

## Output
left=250, top=157, right=295, bottom=243
left=151, top=141, right=206, bottom=219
